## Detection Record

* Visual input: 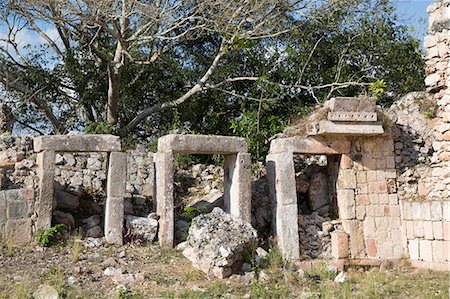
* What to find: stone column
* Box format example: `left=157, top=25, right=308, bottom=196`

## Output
left=223, top=152, right=252, bottom=223
left=105, top=152, right=126, bottom=245
left=36, top=150, right=55, bottom=231
left=155, top=151, right=174, bottom=247
left=266, top=152, right=299, bottom=260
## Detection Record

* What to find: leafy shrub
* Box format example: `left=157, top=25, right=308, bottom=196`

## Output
left=36, top=224, right=65, bottom=247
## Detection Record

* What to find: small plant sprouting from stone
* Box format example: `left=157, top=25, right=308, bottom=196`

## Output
left=181, top=206, right=207, bottom=220
left=36, top=224, right=66, bottom=247
left=72, top=232, right=82, bottom=263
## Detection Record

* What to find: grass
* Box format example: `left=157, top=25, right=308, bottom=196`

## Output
left=71, top=229, right=83, bottom=263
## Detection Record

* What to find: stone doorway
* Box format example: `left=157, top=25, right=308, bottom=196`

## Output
left=294, top=154, right=341, bottom=260
left=154, top=134, right=252, bottom=248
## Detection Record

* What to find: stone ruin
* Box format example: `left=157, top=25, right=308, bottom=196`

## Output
left=0, top=0, right=449, bottom=276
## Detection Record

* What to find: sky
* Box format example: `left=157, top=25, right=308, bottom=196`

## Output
left=395, top=0, right=434, bottom=44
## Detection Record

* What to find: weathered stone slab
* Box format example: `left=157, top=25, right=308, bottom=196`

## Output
left=36, top=151, right=55, bottom=231
left=34, top=134, right=121, bottom=153
left=155, top=152, right=175, bottom=247
left=0, top=192, right=6, bottom=224
left=328, top=111, right=378, bottom=122
left=329, top=97, right=377, bottom=112
left=269, top=136, right=350, bottom=154
left=342, top=220, right=365, bottom=258
left=105, top=152, right=127, bottom=245
left=266, top=152, right=296, bottom=206
left=308, top=120, right=384, bottom=136
left=223, top=153, right=252, bottom=223
left=331, top=231, right=349, bottom=259
left=6, top=218, right=32, bottom=246
left=274, top=204, right=300, bottom=260
left=158, top=134, right=247, bottom=154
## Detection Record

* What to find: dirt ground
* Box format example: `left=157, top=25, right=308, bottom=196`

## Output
left=0, top=238, right=449, bottom=299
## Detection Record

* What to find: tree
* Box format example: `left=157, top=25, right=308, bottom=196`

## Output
left=0, top=0, right=424, bottom=147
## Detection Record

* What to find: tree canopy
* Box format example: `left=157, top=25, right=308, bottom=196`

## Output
left=0, top=0, right=425, bottom=160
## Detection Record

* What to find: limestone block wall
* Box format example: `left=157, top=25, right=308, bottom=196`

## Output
left=337, top=136, right=403, bottom=259
left=400, top=200, right=449, bottom=270
left=0, top=189, right=34, bottom=245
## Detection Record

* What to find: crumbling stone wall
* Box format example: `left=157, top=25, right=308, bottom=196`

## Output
left=0, top=135, right=154, bottom=245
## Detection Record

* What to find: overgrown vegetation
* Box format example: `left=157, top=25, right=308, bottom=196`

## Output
left=36, top=224, right=65, bottom=247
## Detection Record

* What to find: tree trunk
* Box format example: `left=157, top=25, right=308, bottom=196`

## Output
left=107, top=65, right=120, bottom=124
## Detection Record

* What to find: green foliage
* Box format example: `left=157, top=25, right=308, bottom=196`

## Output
left=180, top=206, right=207, bottom=220
left=83, top=122, right=117, bottom=134
left=369, top=79, right=387, bottom=98
left=116, top=286, right=134, bottom=299
left=36, top=224, right=65, bottom=247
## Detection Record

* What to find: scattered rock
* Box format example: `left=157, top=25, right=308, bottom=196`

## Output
left=83, top=237, right=104, bottom=248
left=82, top=215, right=101, bottom=229
left=182, top=208, right=258, bottom=278
left=334, top=271, right=347, bottom=283
left=125, top=215, right=158, bottom=242
left=101, top=257, right=118, bottom=268
left=33, top=284, right=58, bottom=299
left=297, top=268, right=305, bottom=279
left=67, top=276, right=77, bottom=285
left=86, top=225, right=103, bottom=238
left=241, top=263, right=252, bottom=272
left=52, top=210, right=75, bottom=229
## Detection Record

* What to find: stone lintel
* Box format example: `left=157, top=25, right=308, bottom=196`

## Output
left=269, top=136, right=350, bottom=155
left=329, top=97, right=377, bottom=112
left=307, top=120, right=384, bottom=136
left=34, top=134, right=121, bottom=153
left=158, top=134, right=247, bottom=154
left=328, top=111, right=378, bottom=122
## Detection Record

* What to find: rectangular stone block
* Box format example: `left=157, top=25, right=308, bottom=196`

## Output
left=274, top=204, right=299, bottom=260
left=431, top=201, right=442, bottom=221
left=331, top=231, right=349, bottom=259
left=337, top=189, right=355, bottom=219
left=105, top=152, right=127, bottom=245
left=158, top=134, right=247, bottom=154
left=408, top=239, right=419, bottom=260
left=356, top=171, right=367, bottom=183
left=6, top=198, right=27, bottom=220
left=364, top=217, right=376, bottom=238
left=34, top=134, right=121, bottom=152
left=5, top=218, right=32, bottom=246
left=444, top=222, right=450, bottom=241
left=155, top=152, right=174, bottom=247
left=356, top=206, right=366, bottom=220
left=36, top=151, right=55, bottom=231
left=378, top=193, right=389, bottom=204
left=433, top=222, right=443, bottom=240
left=432, top=241, right=446, bottom=263
left=224, top=153, right=251, bottom=223
left=269, top=136, right=350, bottom=155
left=337, top=169, right=356, bottom=189
left=424, top=221, right=434, bottom=240
left=422, top=203, right=431, bottom=221
left=266, top=153, right=296, bottom=206
left=411, top=202, right=422, bottom=220
left=307, top=120, right=384, bottom=136
left=443, top=202, right=450, bottom=221
left=419, top=240, right=433, bottom=262
left=389, top=194, right=398, bottom=205
left=0, top=192, right=6, bottom=224
left=406, top=221, right=414, bottom=239
left=104, top=197, right=124, bottom=245
left=342, top=220, right=365, bottom=258
left=365, top=238, right=378, bottom=257
left=329, top=97, right=377, bottom=112
left=414, top=221, right=424, bottom=238
left=328, top=111, right=377, bottom=122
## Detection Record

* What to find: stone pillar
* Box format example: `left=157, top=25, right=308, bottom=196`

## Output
left=105, top=152, right=126, bottom=245
left=266, top=152, right=299, bottom=260
left=223, top=152, right=252, bottom=223
left=155, top=151, right=174, bottom=247
left=36, top=150, right=55, bottom=231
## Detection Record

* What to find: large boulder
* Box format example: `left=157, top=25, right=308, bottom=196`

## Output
left=54, top=189, right=80, bottom=211
left=182, top=207, right=258, bottom=278
left=125, top=214, right=158, bottom=242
